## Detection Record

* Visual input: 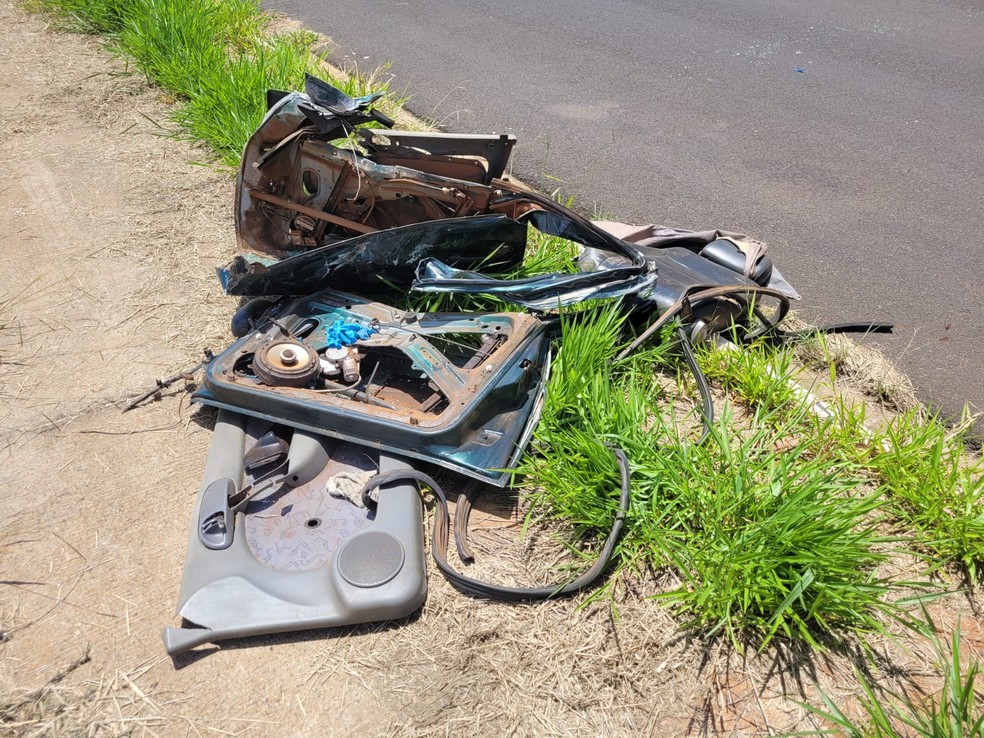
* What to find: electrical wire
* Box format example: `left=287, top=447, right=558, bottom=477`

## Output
left=615, top=285, right=792, bottom=361
left=676, top=327, right=715, bottom=445
left=358, top=446, right=631, bottom=602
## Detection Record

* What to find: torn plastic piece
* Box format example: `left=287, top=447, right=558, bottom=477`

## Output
left=590, top=220, right=801, bottom=300
left=303, top=74, right=385, bottom=116
left=324, top=320, right=376, bottom=349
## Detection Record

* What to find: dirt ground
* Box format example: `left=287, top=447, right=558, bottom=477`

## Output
left=1, top=3, right=981, bottom=736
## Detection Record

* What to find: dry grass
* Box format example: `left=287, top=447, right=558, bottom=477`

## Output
left=0, top=642, right=233, bottom=737
left=306, top=550, right=761, bottom=736
left=794, top=329, right=919, bottom=413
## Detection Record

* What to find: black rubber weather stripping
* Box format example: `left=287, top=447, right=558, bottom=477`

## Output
left=453, top=480, right=480, bottom=563
left=359, top=447, right=631, bottom=602
left=770, top=322, right=894, bottom=341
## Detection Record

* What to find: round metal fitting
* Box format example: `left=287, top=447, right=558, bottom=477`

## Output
left=278, top=346, right=299, bottom=366
left=253, top=340, right=320, bottom=387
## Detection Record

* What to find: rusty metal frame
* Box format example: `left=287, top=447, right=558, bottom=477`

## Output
left=195, top=289, right=551, bottom=485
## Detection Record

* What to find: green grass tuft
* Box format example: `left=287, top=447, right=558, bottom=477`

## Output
left=28, top=0, right=130, bottom=33
left=646, top=412, right=903, bottom=650
left=518, top=305, right=916, bottom=650
left=698, top=339, right=800, bottom=416
left=867, top=409, right=984, bottom=584
left=171, top=32, right=325, bottom=166
left=804, top=619, right=984, bottom=737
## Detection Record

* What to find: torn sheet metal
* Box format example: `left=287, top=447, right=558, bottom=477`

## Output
left=357, top=128, right=516, bottom=184
left=234, top=74, right=522, bottom=266
left=225, top=75, right=654, bottom=305
left=194, top=289, right=550, bottom=485
left=220, top=214, right=527, bottom=295
left=409, top=206, right=659, bottom=310
left=162, top=76, right=831, bottom=655
left=414, top=258, right=656, bottom=311
left=227, top=75, right=801, bottom=313
left=224, top=198, right=658, bottom=308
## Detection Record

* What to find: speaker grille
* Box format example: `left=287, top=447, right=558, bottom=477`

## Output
left=337, top=531, right=405, bottom=588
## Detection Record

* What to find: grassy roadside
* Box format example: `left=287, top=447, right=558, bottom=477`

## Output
left=28, top=0, right=404, bottom=167
left=519, top=306, right=983, bottom=646
left=23, top=0, right=984, bottom=732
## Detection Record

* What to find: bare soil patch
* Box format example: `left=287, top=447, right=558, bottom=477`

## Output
left=1, top=3, right=980, bottom=736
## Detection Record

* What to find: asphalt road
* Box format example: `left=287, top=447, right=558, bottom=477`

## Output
left=269, top=0, right=982, bottom=424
